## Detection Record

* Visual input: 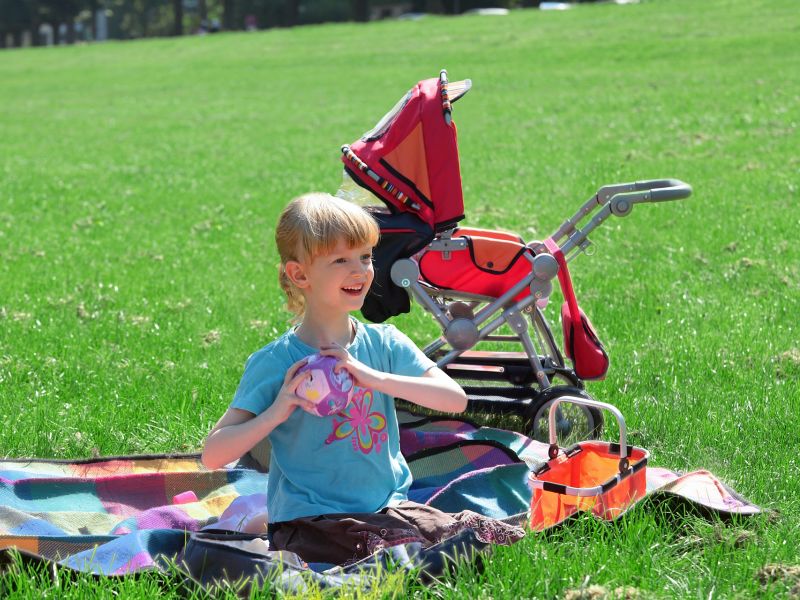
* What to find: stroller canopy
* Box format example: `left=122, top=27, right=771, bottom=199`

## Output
left=341, top=70, right=471, bottom=232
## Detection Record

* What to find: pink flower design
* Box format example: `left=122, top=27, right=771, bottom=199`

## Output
left=325, top=388, right=388, bottom=454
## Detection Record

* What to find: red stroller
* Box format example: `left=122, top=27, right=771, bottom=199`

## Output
left=340, top=70, right=691, bottom=443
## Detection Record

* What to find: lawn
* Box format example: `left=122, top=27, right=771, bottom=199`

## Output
left=1, top=0, right=799, bottom=596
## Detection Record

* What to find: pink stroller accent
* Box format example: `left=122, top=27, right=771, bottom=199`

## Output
left=340, top=70, right=691, bottom=442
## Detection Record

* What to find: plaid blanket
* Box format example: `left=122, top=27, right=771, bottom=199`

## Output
left=0, top=410, right=761, bottom=588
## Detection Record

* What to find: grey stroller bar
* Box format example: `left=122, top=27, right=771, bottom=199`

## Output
left=552, top=179, right=693, bottom=259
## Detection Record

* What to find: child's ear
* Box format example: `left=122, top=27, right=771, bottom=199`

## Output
left=284, top=260, right=309, bottom=289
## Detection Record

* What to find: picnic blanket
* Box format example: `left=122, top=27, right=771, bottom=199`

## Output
left=0, top=409, right=761, bottom=590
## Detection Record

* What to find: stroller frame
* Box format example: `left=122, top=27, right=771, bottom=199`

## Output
left=390, top=178, right=691, bottom=437
left=341, top=70, right=691, bottom=442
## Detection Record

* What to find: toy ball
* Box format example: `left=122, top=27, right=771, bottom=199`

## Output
left=296, top=354, right=354, bottom=417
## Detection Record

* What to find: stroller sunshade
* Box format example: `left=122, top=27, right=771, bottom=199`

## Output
left=341, top=70, right=471, bottom=232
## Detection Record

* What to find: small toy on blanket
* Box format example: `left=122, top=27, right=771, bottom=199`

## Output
left=172, top=490, right=199, bottom=505
left=296, top=354, right=354, bottom=417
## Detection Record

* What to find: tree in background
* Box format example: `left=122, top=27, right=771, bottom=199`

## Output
left=0, top=0, right=33, bottom=47
left=172, top=0, right=182, bottom=35
left=100, top=0, right=172, bottom=40
left=0, top=0, right=91, bottom=47
left=38, top=0, right=84, bottom=43
left=86, top=0, right=98, bottom=39
left=351, top=0, right=368, bottom=22
left=2, top=0, right=363, bottom=44
left=1, top=0, right=527, bottom=48
left=221, top=0, right=234, bottom=29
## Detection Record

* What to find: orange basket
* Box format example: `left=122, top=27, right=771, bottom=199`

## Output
left=528, top=397, right=649, bottom=531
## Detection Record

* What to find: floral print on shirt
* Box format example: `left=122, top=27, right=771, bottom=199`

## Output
left=325, top=387, right=388, bottom=454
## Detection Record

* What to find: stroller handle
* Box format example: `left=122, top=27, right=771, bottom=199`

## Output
left=553, top=178, right=692, bottom=254
left=608, top=179, right=692, bottom=217
left=634, top=178, right=689, bottom=193
left=547, top=395, right=630, bottom=472
left=634, top=179, right=693, bottom=202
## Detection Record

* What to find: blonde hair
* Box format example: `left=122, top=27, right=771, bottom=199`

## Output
left=276, top=193, right=380, bottom=315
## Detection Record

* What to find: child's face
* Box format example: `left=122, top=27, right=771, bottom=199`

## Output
left=296, top=239, right=375, bottom=315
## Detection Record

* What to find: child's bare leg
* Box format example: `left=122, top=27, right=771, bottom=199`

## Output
left=242, top=511, right=269, bottom=535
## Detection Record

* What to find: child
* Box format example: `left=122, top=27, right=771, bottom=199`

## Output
left=202, top=193, right=524, bottom=565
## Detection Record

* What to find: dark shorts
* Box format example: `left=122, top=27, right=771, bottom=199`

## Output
left=269, top=500, right=525, bottom=565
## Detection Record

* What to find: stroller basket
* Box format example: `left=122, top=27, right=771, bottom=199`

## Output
left=528, top=397, right=649, bottom=530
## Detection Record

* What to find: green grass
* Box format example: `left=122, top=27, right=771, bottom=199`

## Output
left=1, top=0, right=799, bottom=596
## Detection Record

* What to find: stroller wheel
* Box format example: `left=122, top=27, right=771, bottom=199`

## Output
left=524, top=386, right=603, bottom=445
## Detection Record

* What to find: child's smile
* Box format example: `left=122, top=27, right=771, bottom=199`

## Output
left=342, top=283, right=366, bottom=296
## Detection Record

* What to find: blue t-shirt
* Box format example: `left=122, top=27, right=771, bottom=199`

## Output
left=231, top=319, right=435, bottom=522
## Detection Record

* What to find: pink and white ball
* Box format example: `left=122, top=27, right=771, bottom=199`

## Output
left=296, top=354, right=354, bottom=417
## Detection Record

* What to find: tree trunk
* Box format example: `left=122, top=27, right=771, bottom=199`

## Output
left=222, top=0, right=234, bottom=29
left=89, top=0, right=98, bottom=40
left=0, top=32, right=6, bottom=49
left=29, top=20, right=40, bottom=46
left=352, top=0, right=368, bottom=22
left=285, top=0, right=298, bottom=26
left=173, top=0, right=183, bottom=36
left=198, top=0, right=207, bottom=22
left=440, top=0, right=456, bottom=14
left=67, top=21, right=75, bottom=44
left=141, top=7, right=148, bottom=37
left=52, top=21, right=60, bottom=44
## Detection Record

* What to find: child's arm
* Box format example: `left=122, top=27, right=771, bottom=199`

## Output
left=392, top=366, right=468, bottom=413
left=201, top=358, right=314, bottom=469
left=320, top=346, right=467, bottom=414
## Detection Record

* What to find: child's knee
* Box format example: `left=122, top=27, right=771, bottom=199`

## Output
left=241, top=511, right=269, bottom=535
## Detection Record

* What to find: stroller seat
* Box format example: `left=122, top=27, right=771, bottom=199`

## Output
left=418, top=228, right=536, bottom=301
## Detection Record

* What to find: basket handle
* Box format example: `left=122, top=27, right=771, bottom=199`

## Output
left=546, top=396, right=630, bottom=472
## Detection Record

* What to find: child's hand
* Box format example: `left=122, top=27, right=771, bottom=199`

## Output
left=320, top=344, right=467, bottom=414
left=319, top=344, right=384, bottom=391
left=267, top=357, right=318, bottom=422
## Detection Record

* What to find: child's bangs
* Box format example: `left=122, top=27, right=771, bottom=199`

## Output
left=300, top=198, right=379, bottom=259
